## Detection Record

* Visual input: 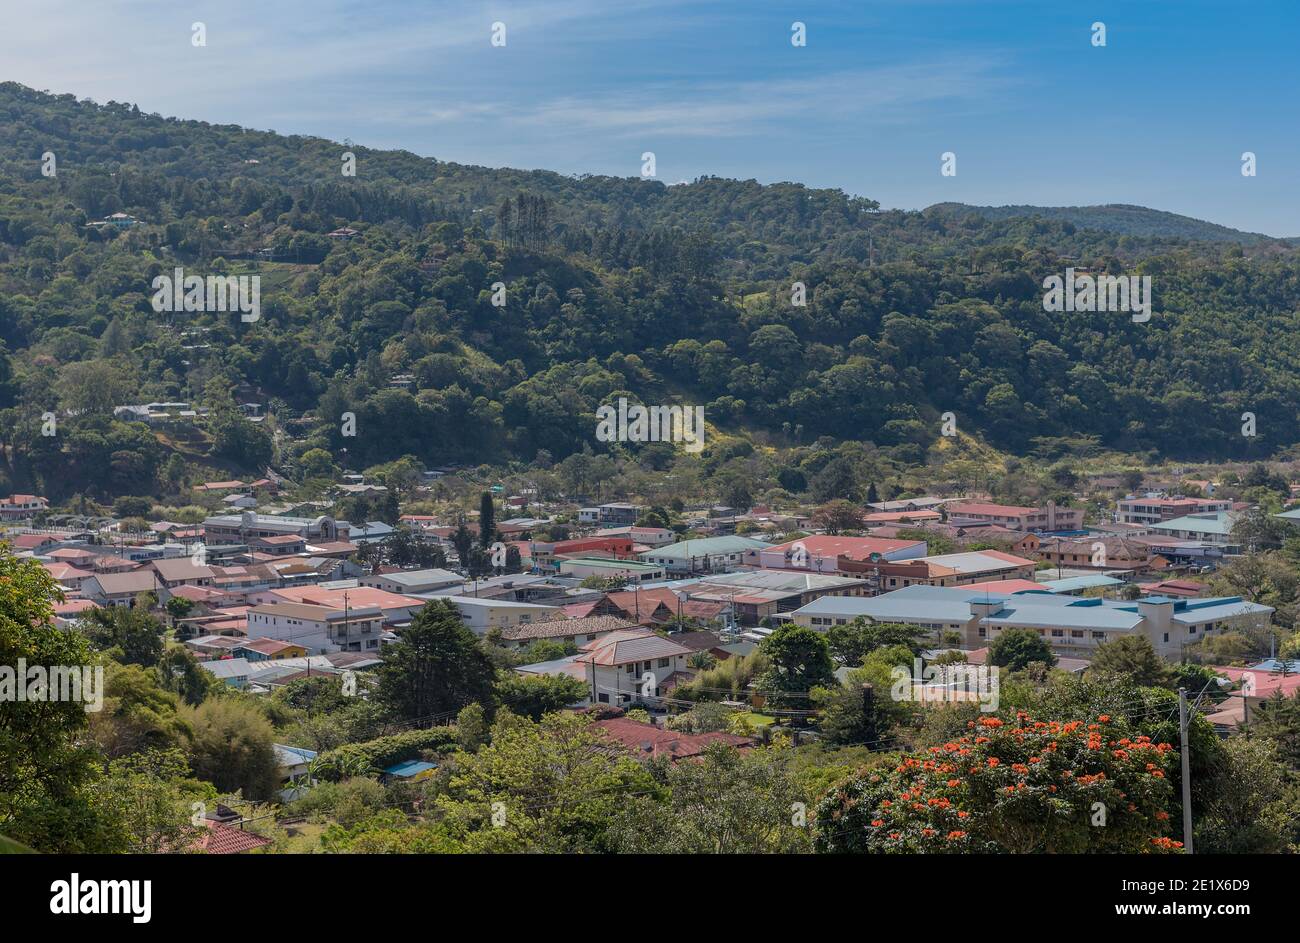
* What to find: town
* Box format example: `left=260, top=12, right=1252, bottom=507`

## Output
left=4, top=455, right=1299, bottom=855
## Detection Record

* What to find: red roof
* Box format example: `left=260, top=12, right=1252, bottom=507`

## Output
left=765, top=535, right=925, bottom=560
left=193, top=821, right=272, bottom=854
left=595, top=717, right=753, bottom=761
left=960, top=578, right=1048, bottom=594
left=948, top=502, right=1038, bottom=516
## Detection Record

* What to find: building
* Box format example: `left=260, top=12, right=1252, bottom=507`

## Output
left=1035, top=536, right=1159, bottom=572
left=759, top=534, right=927, bottom=573
left=360, top=568, right=464, bottom=594
left=0, top=494, right=49, bottom=520
left=577, top=503, right=642, bottom=526
left=1118, top=497, right=1232, bottom=525
left=81, top=570, right=161, bottom=607
left=203, top=512, right=341, bottom=545
left=593, top=525, right=676, bottom=547
left=497, top=614, right=640, bottom=649
left=788, top=584, right=1273, bottom=659
left=678, top=569, right=872, bottom=625
left=576, top=629, right=694, bottom=707
left=233, top=638, right=309, bottom=661
left=245, top=601, right=385, bottom=654
left=594, top=715, right=753, bottom=761
left=557, top=557, right=666, bottom=584
left=442, top=596, right=563, bottom=633
left=841, top=549, right=1039, bottom=593
left=945, top=501, right=1083, bottom=533
left=1148, top=511, right=1240, bottom=551
left=638, top=535, right=771, bottom=576
left=149, top=557, right=217, bottom=590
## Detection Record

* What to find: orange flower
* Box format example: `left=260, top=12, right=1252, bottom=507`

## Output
left=872, top=820, right=885, bottom=827
left=1097, top=714, right=1111, bottom=723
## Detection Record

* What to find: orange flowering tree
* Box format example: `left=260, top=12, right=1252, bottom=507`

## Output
left=815, top=713, right=1181, bottom=853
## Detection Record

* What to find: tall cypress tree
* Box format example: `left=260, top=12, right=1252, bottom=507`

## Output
left=479, top=491, right=495, bottom=548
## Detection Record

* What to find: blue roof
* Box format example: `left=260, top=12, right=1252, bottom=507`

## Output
left=384, top=760, right=438, bottom=777
left=1040, top=575, right=1124, bottom=593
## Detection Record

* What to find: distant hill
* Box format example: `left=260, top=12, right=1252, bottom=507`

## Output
left=926, top=202, right=1293, bottom=245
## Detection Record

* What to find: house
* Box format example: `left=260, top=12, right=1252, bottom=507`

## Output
left=759, top=535, right=928, bottom=572
left=359, top=568, right=463, bottom=594
left=274, top=743, right=318, bottom=799
left=251, top=534, right=307, bottom=556
left=202, top=513, right=340, bottom=544
left=1149, top=511, right=1240, bottom=551
left=53, top=598, right=98, bottom=628
left=593, top=525, right=676, bottom=547
left=788, top=584, right=1273, bottom=659
left=638, top=536, right=771, bottom=576
left=42, top=562, right=95, bottom=593
left=532, top=536, right=637, bottom=570
left=382, top=760, right=438, bottom=783
left=594, top=715, right=753, bottom=761
left=1140, top=579, right=1208, bottom=599
left=841, top=549, right=1040, bottom=593
left=245, top=602, right=385, bottom=654
left=441, top=596, right=563, bottom=633
left=234, top=638, right=308, bottom=661
left=678, top=569, right=873, bottom=625
left=945, top=501, right=1083, bottom=533
left=576, top=629, right=694, bottom=707
left=9, top=533, right=61, bottom=554
left=191, top=820, right=272, bottom=855
left=0, top=494, right=49, bottom=519
left=557, top=557, right=666, bottom=584
left=1035, top=536, right=1157, bottom=572
left=222, top=494, right=258, bottom=509
left=201, top=657, right=255, bottom=688
left=496, top=614, right=639, bottom=649
left=1118, top=497, right=1232, bottom=525
left=149, top=556, right=216, bottom=589
left=578, top=503, right=642, bottom=526
left=81, top=570, right=161, bottom=607
left=260, top=584, right=427, bottom=625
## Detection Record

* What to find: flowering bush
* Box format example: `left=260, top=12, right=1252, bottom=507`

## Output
left=815, top=712, right=1181, bottom=853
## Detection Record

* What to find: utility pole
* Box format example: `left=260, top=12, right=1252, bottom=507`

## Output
left=1178, top=687, right=1194, bottom=854
left=862, top=683, right=876, bottom=748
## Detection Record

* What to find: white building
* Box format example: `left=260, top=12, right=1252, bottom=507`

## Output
left=245, top=602, right=385, bottom=654
left=576, top=629, right=693, bottom=707
left=789, top=584, right=1272, bottom=660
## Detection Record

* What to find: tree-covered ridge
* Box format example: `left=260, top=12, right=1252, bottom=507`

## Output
left=929, top=202, right=1296, bottom=245
left=2, top=82, right=1300, bottom=500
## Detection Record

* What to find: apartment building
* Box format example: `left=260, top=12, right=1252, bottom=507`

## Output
left=789, top=584, right=1272, bottom=659
left=1117, top=497, right=1232, bottom=525
left=945, top=501, right=1083, bottom=533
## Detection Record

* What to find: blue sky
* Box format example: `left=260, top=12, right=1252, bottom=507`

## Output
left=5, top=0, right=1298, bottom=235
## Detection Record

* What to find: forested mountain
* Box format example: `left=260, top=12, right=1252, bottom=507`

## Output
left=2, top=81, right=1300, bottom=503
left=929, top=202, right=1294, bottom=245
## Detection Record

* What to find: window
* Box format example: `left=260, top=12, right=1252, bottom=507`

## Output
left=1051, top=629, right=1064, bottom=638
left=1163, top=633, right=1169, bottom=643
left=598, top=693, right=609, bottom=703
left=1092, top=632, right=1105, bottom=639
left=657, top=657, right=670, bottom=668
left=625, top=663, right=635, bottom=674
left=1071, top=630, right=1084, bottom=638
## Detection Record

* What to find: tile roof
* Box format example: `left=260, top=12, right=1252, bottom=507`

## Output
left=595, top=717, right=753, bottom=760
left=576, top=632, right=693, bottom=666
left=193, top=821, right=272, bottom=854
left=499, top=614, right=639, bottom=642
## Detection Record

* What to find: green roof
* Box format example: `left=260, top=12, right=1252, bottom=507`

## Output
left=558, top=557, right=664, bottom=571
left=1150, top=512, right=1235, bottom=536
left=638, top=536, right=772, bottom=561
